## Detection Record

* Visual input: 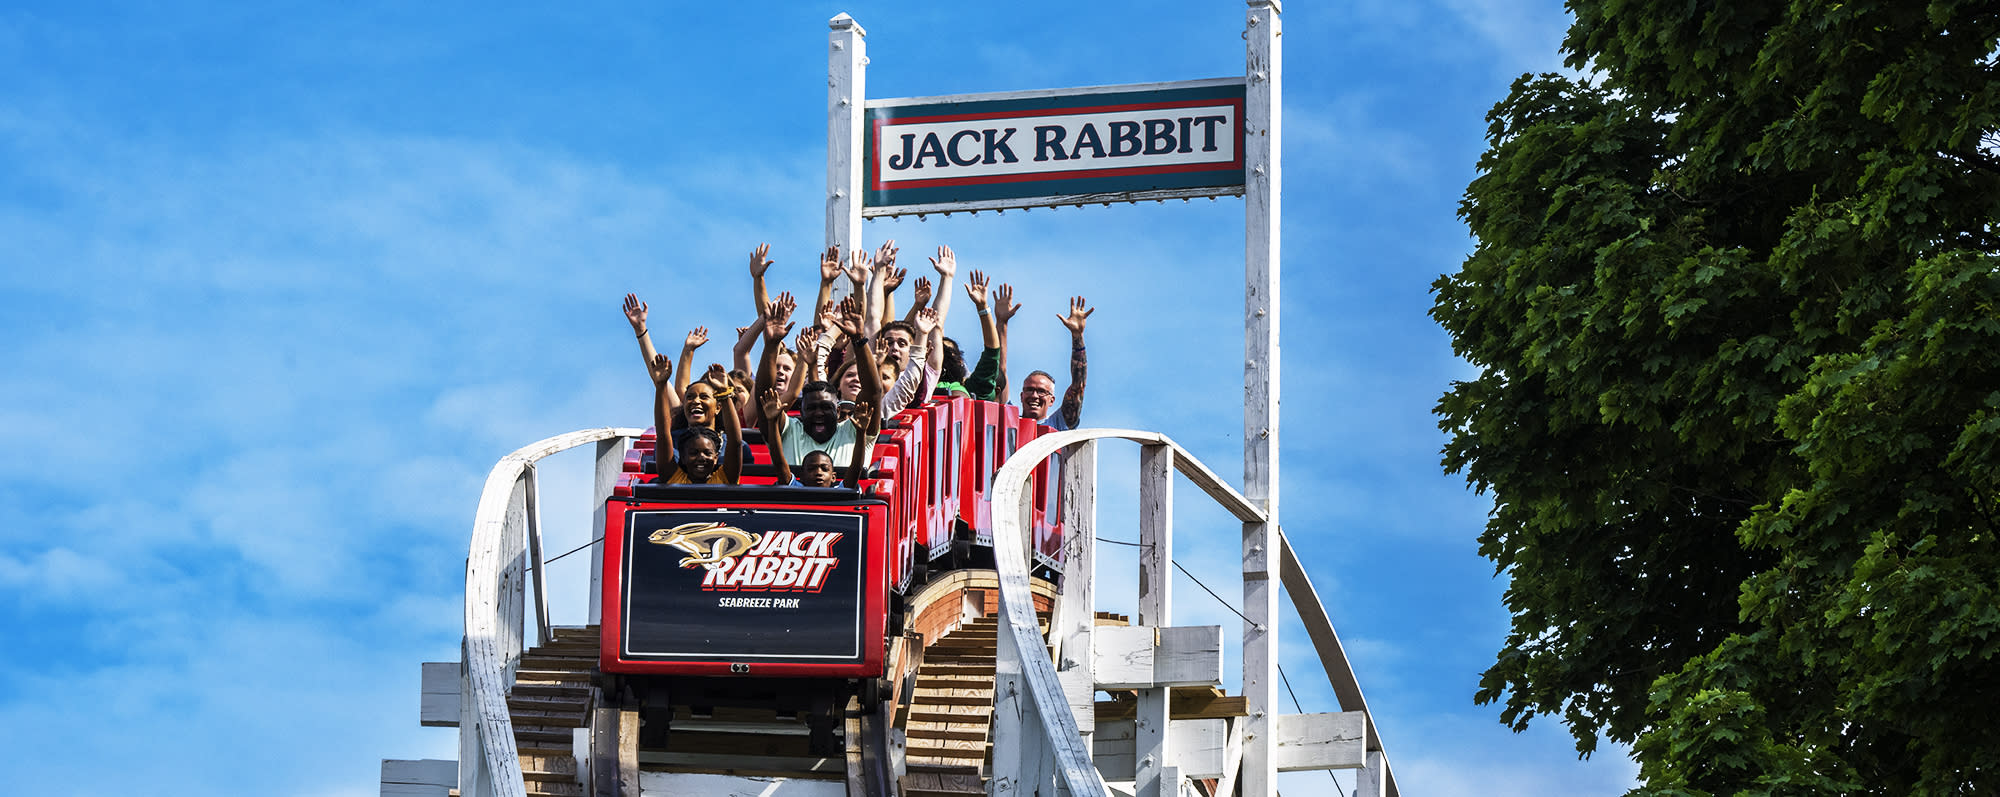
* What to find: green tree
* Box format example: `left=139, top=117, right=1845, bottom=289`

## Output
left=1433, top=1, right=1999, bottom=793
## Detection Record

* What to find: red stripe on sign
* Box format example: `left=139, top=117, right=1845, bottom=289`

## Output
left=879, top=96, right=1235, bottom=126
left=869, top=98, right=1246, bottom=193
left=880, top=159, right=1243, bottom=190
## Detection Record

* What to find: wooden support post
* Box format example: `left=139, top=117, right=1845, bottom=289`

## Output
left=1055, top=442, right=1099, bottom=741
left=826, top=14, right=866, bottom=264
left=1241, top=3, right=1283, bottom=797
left=524, top=464, right=552, bottom=648
left=989, top=616, right=1026, bottom=796
left=1137, top=444, right=1174, bottom=797
left=590, top=708, right=619, bottom=797
left=588, top=437, right=629, bottom=627
left=1356, top=749, right=1388, bottom=797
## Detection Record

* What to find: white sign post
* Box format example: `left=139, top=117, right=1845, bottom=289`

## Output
left=823, top=3, right=1305, bottom=794
left=1242, top=3, right=1283, bottom=795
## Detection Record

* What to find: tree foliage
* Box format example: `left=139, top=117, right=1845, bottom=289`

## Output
left=1434, top=0, right=1999, bottom=792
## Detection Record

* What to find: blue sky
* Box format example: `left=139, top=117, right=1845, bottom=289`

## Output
left=0, top=2, right=1640, bottom=794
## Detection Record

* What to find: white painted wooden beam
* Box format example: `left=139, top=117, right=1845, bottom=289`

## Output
left=1092, top=719, right=1227, bottom=780
left=1136, top=444, right=1174, bottom=797
left=588, top=437, right=629, bottom=627
left=1054, top=442, right=1100, bottom=742
left=382, top=759, right=457, bottom=797
left=1094, top=626, right=1224, bottom=690
left=1273, top=711, right=1365, bottom=772
left=826, top=14, right=866, bottom=261
left=421, top=661, right=460, bottom=728
left=1241, top=3, right=1283, bottom=793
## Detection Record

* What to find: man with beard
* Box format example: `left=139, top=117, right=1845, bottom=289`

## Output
left=756, top=292, right=882, bottom=466
left=1021, top=296, right=1093, bottom=431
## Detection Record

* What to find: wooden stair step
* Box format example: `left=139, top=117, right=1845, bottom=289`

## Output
left=905, top=726, right=989, bottom=742
left=509, top=694, right=591, bottom=713
left=514, top=724, right=574, bottom=746
left=900, top=768, right=985, bottom=797
left=916, top=676, right=994, bottom=690
left=918, top=662, right=994, bottom=675
left=515, top=669, right=593, bottom=684
left=520, top=754, right=577, bottom=781
left=517, top=654, right=597, bottom=670
left=511, top=682, right=591, bottom=699
left=524, top=781, right=582, bottom=797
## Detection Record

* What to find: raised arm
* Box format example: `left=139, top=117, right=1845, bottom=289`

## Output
left=843, top=401, right=881, bottom=489
left=752, top=298, right=796, bottom=426
left=731, top=321, right=759, bottom=376
left=676, top=325, right=708, bottom=398
left=651, top=353, right=679, bottom=480
left=815, top=245, right=841, bottom=329
left=785, top=326, right=820, bottom=407
left=924, top=245, right=959, bottom=374
left=760, top=388, right=793, bottom=485
left=748, top=243, right=774, bottom=320
left=993, top=283, right=1022, bottom=404
left=719, top=378, right=744, bottom=484
left=1056, top=296, right=1093, bottom=429
left=961, top=272, right=1002, bottom=400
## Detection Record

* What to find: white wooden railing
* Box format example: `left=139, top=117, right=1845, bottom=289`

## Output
left=460, top=428, right=639, bottom=797
left=987, top=429, right=1400, bottom=797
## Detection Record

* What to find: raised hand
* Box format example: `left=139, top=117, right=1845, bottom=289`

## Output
left=748, top=243, right=774, bottom=278
left=794, top=326, right=821, bottom=357
left=685, top=326, right=710, bottom=350
left=913, top=307, right=940, bottom=337
left=760, top=388, right=785, bottom=420
left=844, top=248, right=873, bottom=287
left=762, top=298, right=796, bottom=342
left=831, top=295, right=865, bottom=337
left=911, top=276, right=934, bottom=308
left=994, top=283, right=1022, bottom=326
left=963, top=270, right=989, bottom=308
left=854, top=401, right=881, bottom=437
left=819, top=245, right=842, bottom=284
left=704, top=362, right=729, bottom=388
left=774, top=291, right=798, bottom=322
left=733, top=325, right=750, bottom=341
left=622, top=293, right=649, bottom=332
left=1059, top=296, right=1094, bottom=334
left=883, top=267, right=908, bottom=294
left=649, top=353, right=673, bottom=387
left=874, top=239, right=899, bottom=272
left=929, top=244, right=957, bottom=280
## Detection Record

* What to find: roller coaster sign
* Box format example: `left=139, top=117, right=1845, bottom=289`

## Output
left=862, top=79, right=1246, bottom=215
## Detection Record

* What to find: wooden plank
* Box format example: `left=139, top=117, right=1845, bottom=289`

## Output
left=1273, top=711, right=1365, bottom=772
left=589, top=437, right=628, bottom=627
left=1093, top=626, right=1223, bottom=690
left=421, top=662, right=460, bottom=728
left=382, top=759, right=458, bottom=788
left=1242, top=3, right=1284, bottom=796
left=588, top=708, right=616, bottom=797
left=1136, top=443, right=1173, bottom=797
left=617, top=708, right=639, bottom=797
left=1090, top=719, right=1227, bottom=780
left=1054, top=442, right=1099, bottom=743
left=525, top=463, right=551, bottom=648
left=1356, top=749, right=1389, bottom=797
left=1154, top=626, right=1224, bottom=688
left=1213, top=718, right=1244, bottom=797
left=1095, top=690, right=1246, bottom=722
